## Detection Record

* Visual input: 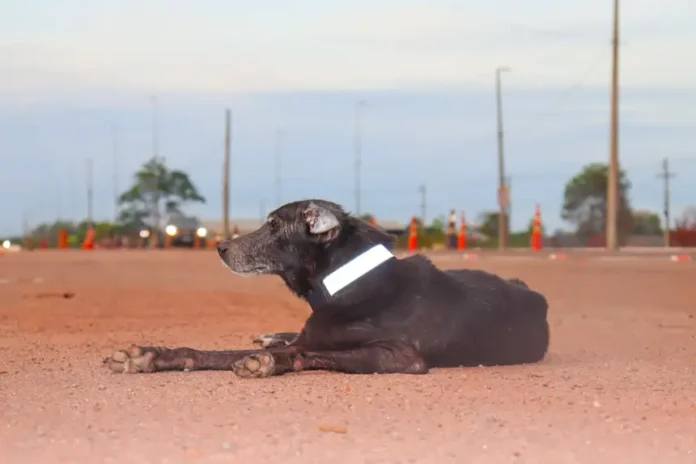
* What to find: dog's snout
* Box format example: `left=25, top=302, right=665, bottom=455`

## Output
left=217, top=240, right=230, bottom=257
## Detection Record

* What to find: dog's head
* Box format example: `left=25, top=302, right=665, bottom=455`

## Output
left=217, top=199, right=395, bottom=297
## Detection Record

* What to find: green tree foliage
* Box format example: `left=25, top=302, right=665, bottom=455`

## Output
left=118, top=157, right=205, bottom=229
left=562, top=163, right=632, bottom=242
left=630, top=210, right=662, bottom=235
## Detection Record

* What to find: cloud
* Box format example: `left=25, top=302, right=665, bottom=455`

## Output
left=1, top=0, right=695, bottom=95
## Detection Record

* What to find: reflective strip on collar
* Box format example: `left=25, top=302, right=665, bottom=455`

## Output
left=321, top=244, right=394, bottom=296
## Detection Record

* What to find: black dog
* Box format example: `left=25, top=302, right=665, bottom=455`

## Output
left=105, top=199, right=550, bottom=378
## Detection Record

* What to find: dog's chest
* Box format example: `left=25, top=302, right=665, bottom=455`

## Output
left=301, top=315, right=377, bottom=350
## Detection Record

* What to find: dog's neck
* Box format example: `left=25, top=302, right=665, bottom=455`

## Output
left=280, top=237, right=397, bottom=310
left=307, top=243, right=394, bottom=308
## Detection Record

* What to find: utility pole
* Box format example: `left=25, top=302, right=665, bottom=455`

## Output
left=151, top=96, right=161, bottom=163
left=112, top=125, right=119, bottom=223
left=495, top=66, right=511, bottom=250
left=274, top=128, right=282, bottom=207
left=223, top=109, right=232, bottom=240
left=150, top=96, right=162, bottom=231
left=419, top=184, right=427, bottom=227
left=354, top=100, right=366, bottom=216
left=605, top=0, right=621, bottom=251
left=86, top=158, right=94, bottom=228
left=657, top=158, right=675, bottom=247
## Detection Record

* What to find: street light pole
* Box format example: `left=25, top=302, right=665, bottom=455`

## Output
left=354, top=100, right=366, bottom=216
left=495, top=66, right=511, bottom=250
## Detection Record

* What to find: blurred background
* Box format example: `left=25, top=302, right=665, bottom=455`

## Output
left=1, top=0, right=694, bottom=250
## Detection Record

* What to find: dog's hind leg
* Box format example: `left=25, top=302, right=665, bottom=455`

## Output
left=233, top=340, right=428, bottom=378
left=104, top=346, right=290, bottom=374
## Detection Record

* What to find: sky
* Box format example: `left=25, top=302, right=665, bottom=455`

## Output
left=1, top=0, right=695, bottom=235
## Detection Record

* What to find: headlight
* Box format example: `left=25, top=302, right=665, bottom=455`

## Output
left=139, top=229, right=150, bottom=238
left=196, top=227, right=207, bottom=238
left=1, top=240, right=9, bottom=249
left=165, top=225, right=178, bottom=236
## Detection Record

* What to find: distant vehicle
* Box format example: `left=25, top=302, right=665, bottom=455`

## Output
left=138, top=214, right=208, bottom=248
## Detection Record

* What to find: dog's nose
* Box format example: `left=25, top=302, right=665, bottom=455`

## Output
left=217, top=240, right=230, bottom=257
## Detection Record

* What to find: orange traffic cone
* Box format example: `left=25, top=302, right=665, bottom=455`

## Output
left=369, top=217, right=377, bottom=227
left=40, top=238, right=48, bottom=250
left=82, top=228, right=95, bottom=250
left=457, top=212, right=467, bottom=251
left=58, top=229, right=69, bottom=249
left=408, top=217, right=418, bottom=253
left=208, top=234, right=220, bottom=249
left=531, top=204, right=542, bottom=252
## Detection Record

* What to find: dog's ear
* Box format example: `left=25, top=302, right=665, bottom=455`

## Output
left=304, top=203, right=341, bottom=242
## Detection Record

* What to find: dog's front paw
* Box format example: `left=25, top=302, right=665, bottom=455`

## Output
left=233, top=352, right=276, bottom=379
left=103, top=345, right=160, bottom=374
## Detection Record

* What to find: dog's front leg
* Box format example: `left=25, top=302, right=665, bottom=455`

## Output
left=233, top=341, right=428, bottom=378
left=104, top=346, right=297, bottom=374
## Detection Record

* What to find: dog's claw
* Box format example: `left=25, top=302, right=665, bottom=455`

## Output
left=233, top=352, right=276, bottom=378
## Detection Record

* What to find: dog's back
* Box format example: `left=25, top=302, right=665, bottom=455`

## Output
left=373, top=255, right=550, bottom=368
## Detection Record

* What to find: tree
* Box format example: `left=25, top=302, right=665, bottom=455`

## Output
left=118, top=157, right=205, bottom=229
left=428, top=216, right=446, bottom=233
left=630, top=210, right=662, bottom=236
left=562, top=163, right=632, bottom=242
left=676, top=206, right=696, bottom=228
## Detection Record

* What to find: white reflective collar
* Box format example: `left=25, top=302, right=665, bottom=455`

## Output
left=321, top=244, right=395, bottom=296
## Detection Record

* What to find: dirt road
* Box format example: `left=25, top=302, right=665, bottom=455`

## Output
left=1, top=251, right=694, bottom=463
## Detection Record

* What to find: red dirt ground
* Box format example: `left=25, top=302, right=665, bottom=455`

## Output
left=1, top=250, right=694, bottom=463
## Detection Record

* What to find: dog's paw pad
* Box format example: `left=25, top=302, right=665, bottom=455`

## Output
left=233, top=352, right=275, bottom=378
left=104, top=345, right=157, bottom=374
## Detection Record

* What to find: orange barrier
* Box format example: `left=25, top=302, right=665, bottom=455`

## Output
left=408, top=217, right=418, bottom=252
left=82, top=228, right=95, bottom=250
left=457, top=212, right=467, bottom=251
left=58, top=229, right=69, bottom=249
left=531, top=204, right=542, bottom=252
left=208, top=234, right=220, bottom=249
